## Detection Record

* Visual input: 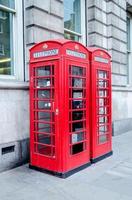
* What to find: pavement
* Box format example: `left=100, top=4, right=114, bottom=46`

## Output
left=0, top=131, right=132, bottom=200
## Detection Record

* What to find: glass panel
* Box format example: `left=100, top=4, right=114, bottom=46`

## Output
left=34, top=123, right=53, bottom=133
left=64, top=0, right=81, bottom=33
left=36, top=144, right=54, bottom=156
left=99, top=90, right=108, bottom=97
left=99, top=107, right=107, bottom=115
left=0, top=10, right=13, bottom=75
left=72, top=100, right=85, bottom=109
left=127, top=17, right=131, bottom=51
left=72, top=66, right=83, bottom=76
left=72, top=142, right=84, bottom=154
left=98, top=116, right=108, bottom=123
left=72, top=78, right=85, bottom=87
left=35, top=112, right=52, bottom=121
left=71, top=132, right=84, bottom=144
left=99, top=98, right=104, bottom=106
left=36, top=66, right=51, bottom=76
left=98, top=70, right=107, bottom=79
left=36, top=101, right=51, bottom=110
left=72, top=121, right=84, bottom=132
left=64, top=31, right=80, bottom=41
left=99, top=125, right=108, bottom=133
left=36, top=78, right=51, bottom=88
left=98, top=80, right=108, bottom=88
left=72, top=111, right=83, bottom=121
left=37, top=90, right=51, bottom=99
left=99, top=135, right=108, bottom=143
left=0, top=0, right=15, bottom=9
left=36, top=134, right=53, bottom=145
left=72, top=90, right=83, bottom=98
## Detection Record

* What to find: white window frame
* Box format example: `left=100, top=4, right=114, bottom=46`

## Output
left=127, top=15, right=132, bottom=86
left=0, top=0, right=24, bottom=81
left=0, top=43, right=4, bottom=55
left=64, top=0, right=86, bottom=45
left=0, top=21, right=3, bottom=33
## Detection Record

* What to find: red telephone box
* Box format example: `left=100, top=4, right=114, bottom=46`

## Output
left=29, top=39, right=91, bottom=177
left=88, top=48, right=113, bottom=163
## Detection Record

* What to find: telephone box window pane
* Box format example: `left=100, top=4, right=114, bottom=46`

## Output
left=99, top=135, right=108, bottom=143
left=98, top=116, right=108, bottom=123
left=72, top=111, right=83, bottom=121
left=37, top=90, right=51, bottom=99
left=37, top=78, right=51, bottom=88
left=72, top=66, right=83, bottom=76
left=37, top=66, right=51, bottom=76
left=37, top=144, right=54, bottom=156
left=99, top=90, right=108, bottom=97
left=72, top=142, right=83, bottom=154
left=99, top=107, right=107, bottom=115
left=71, top=132, right=84, bottom=144
left=72, top=90, right=83, bottom=98
left=72, top=121, right=84, bottom=132
left=72, top=100, right=85, bottom=109
left=98, top=80, right=108, bottom=88
left=0, top=11, right=13, bottom=75
left=35, top=123, right=53, bottom=133
left=36, top=112, right=51, bottom=121
left=98, top=70, right=108, bottom=79
left=99, top=125, right=108, bottom=132
left=37, top=101, right=51, bottom=110
left=0, top=0, right=15, bottom=9
left=36, top=134, right=53, bottom=145
left=98, top=98, right=104, bottom=106
left=72, top=78, right=83, bottom=87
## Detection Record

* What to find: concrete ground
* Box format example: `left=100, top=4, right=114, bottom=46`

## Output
left=0, top=131, right=132, bottom=200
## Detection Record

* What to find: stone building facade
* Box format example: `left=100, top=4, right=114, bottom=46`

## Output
left=0, top=0, right=132, bottom=172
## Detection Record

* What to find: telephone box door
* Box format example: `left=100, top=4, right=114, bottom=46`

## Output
left=64, top=59, right=90, bottom=171
left=91, top=51, right=112, bottom=162
left=30, top=60, right=61, bottom=171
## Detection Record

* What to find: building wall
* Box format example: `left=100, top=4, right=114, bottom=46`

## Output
left=0, top=85, right=29, bottom=172
left=88, top=0, right=132, bottom=135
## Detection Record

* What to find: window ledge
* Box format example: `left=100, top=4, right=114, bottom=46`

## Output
left=0, top=81, right=29, bottom=90
left=112, top=85, right=132, bottom=92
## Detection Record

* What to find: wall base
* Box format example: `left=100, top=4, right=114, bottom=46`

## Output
left=112, top=118, right=132, bottom=136
left=0, top=138, right=29, bottom=172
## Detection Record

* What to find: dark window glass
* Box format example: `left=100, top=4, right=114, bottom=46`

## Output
left=0, top=10, right=13, bottom=75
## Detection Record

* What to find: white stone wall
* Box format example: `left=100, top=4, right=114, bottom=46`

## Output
left=0, top=89, right=29, bottom=144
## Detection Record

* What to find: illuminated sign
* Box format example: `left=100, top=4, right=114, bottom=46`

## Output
left=66, top=49, right=86, bottom=59
left=33, top=49, right=59, bottom=58
left=94, top=56, right=109, bottom=63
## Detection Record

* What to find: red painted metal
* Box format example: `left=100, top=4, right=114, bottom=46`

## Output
left=29, top=39, right=90, bottom=175
left=88, top=47, right=112, bottom=161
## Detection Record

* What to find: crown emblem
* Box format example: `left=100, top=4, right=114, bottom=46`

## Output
left=43, top=44, right=48, bottom=49
left=75, top=44, right=79, bottom=50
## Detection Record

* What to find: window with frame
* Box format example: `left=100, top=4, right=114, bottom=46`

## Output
left=127, top=15, right=132, bottom=85
left=0, top=43, right=4, bottom=55
left=0, top=0, right=24, bottom=80
left=0, top=1, right=15, bottom=75
left=0, top=21, right=3, bottom=33
left=64, top=0, right=86, bottom=44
